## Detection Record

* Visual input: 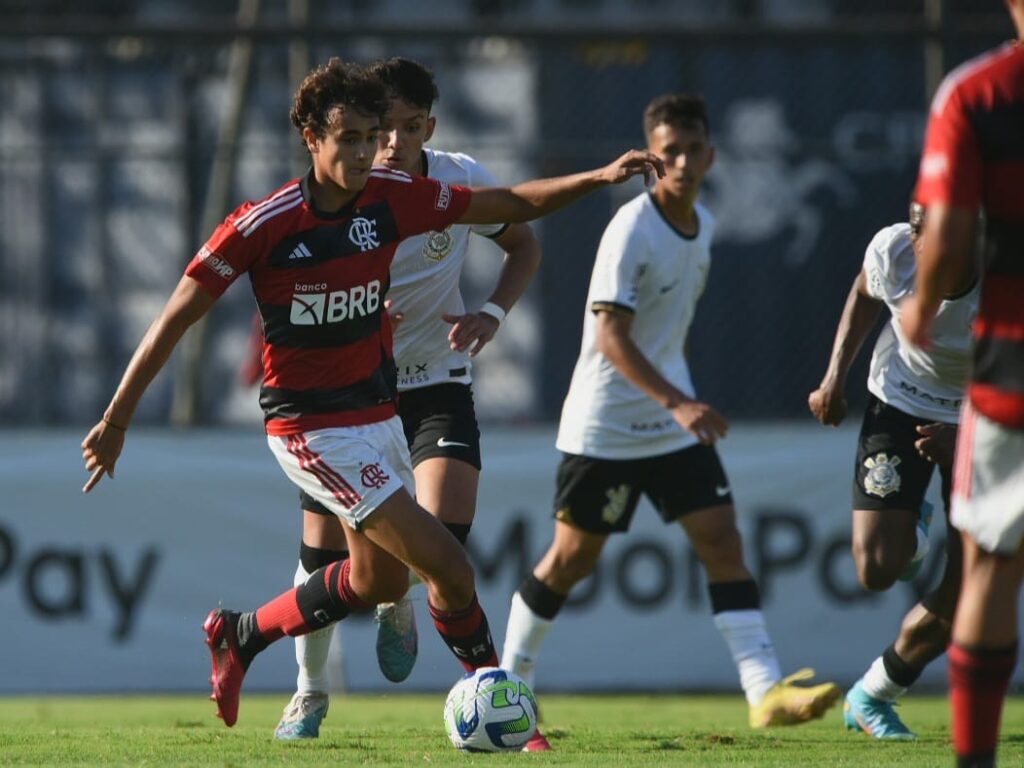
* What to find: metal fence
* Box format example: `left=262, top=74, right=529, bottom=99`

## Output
left=0, top=2, right=1010, bottom=426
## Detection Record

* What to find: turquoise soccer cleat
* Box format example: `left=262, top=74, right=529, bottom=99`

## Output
left=844, top=681, right=917, bottom=740
left=274, top=692, right=329, bottom=740
left=375, top=593, right=418, bottom=683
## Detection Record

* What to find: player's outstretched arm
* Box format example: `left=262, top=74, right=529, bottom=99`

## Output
left=81, top=275, right=216, bottom=492
left=808, top=268, right=882, bottom=427
left=457, top=150, right=664, bottom=225
left=595, top=309, right=727, bottom=445
left=443, top=223, right=542, bottom=356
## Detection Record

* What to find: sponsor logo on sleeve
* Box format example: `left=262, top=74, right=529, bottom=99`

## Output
left=434, top=181, right=452, bottom=211
left=197, top=245, right=235, bottom=279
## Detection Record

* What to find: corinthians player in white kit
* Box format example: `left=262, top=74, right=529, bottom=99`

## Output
left=273, top=57, right=542, bottom=740
left=808, top=202, right=978, bottom=739
left=500, top=94, right=840, bottom=745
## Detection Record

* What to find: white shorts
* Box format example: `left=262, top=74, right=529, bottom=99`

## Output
left=267, top=416, right=415, bottom=531
left=950, top=402, right=1024, bottom=555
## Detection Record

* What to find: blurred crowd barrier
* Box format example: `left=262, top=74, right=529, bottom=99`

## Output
left=0, top=3, right=1008, bottom=426
left=1, top=424, right=981, bottom=693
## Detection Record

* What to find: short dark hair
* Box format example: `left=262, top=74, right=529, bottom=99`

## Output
left=368, top=57, right=439, bottom=112
left=643, top=94, right=709, bottom=138
left=290, top=58, right=390, bottom=143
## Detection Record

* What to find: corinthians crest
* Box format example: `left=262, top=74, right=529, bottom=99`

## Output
left=863, top=452, right=901, bottom=498
left=422, top=227, right=454, bottom=262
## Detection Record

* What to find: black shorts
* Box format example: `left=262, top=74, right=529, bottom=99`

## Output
left=853, top=393, right=952, bottom=512
left=553, top=444, right=733, bottom=535
left=301, top=382, right=481, bottom=516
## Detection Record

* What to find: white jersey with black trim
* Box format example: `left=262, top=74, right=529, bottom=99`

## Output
left=387, top=148, right=506, bottom=391
left=863, top=222, right=978, bottom=423
left=556, top=193, right=714, bottom=460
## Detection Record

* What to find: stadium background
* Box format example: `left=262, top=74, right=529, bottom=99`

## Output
left=0, top=0, right=1014, bottom=695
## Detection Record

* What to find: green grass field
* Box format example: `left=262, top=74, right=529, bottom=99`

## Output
left=1, top=693, right=1022, bottom=766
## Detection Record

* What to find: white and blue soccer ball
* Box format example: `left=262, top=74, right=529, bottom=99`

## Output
left=443, top=667, right=539, bottom=752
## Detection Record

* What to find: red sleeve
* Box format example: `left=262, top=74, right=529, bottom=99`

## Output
left=184, top=203, right=268, bottom=298
left=390, top=176, right=472, bottom=238
left=914, top=81, right=982, bottom=210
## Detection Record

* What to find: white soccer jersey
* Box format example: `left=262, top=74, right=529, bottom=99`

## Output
left=863, top=223, right=978, bottom=423
left=556, top=193, right=714, bottom=460
left=387, top=149, right=506, bottom=391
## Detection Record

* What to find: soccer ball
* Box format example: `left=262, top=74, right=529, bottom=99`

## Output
left=443, top=667, right=539, bottom=752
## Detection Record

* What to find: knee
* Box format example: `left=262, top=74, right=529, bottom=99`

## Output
left=852, top=539, right=902, bottom=591
left=349, top=562, right=409, bottom=605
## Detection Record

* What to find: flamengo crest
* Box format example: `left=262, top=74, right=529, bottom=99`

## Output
left=348, top=217, right=380, bottom=251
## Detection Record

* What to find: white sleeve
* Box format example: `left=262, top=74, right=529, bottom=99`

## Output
left=588, top=210, right=647, bottom=314
left=463, top=158, right=507, bottom=239
left=862, top=227, right=894, bottom=301
left=862, top=224, right=914, bottom=302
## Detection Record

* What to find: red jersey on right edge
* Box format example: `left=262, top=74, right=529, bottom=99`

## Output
left=915, top=41, right=1024, bottom=429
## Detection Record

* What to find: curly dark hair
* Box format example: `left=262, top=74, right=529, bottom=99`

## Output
left=368, top=57, right=439, bottom=111
left=290, top=58, right=390, bottom=146
left=643, top=93, right=709, bottom=138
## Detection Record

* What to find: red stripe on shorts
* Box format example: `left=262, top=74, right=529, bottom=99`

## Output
left=286, top=435, right=362, bottom=509
left=953, top=403, right=976, bottom=500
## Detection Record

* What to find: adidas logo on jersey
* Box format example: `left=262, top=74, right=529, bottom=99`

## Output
left=290, top=280, right=381, bottom=325
left=288, top=242, right=313, bottom=260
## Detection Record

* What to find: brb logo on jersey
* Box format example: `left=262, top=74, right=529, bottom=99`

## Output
left=290, top=280, right=381, bottom=325
left=348, top=217, right=380, bottom=252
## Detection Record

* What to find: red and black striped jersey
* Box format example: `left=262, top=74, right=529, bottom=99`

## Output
left=915, top=42, right=1024, bottom=429
left=185, top=167, right=472, bottom=435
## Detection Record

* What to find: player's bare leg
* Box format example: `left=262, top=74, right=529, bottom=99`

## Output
left=681, top=504, right=840, bottom=727
left=359, top=488, right=499, bottom=671
left=851, top=508, right=919, bottom=590
left=502, top=521, right=608, bottom=752
left=845, top=522, right=960, bottom=740
left=274, top=511, right=348, bottom=740
left=949, top=534, right=1024, bottom=768
left=372, top=457, right=480, bottom=682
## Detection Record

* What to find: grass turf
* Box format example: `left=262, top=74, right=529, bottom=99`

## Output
left=1, top=692, right=1022, bottom=766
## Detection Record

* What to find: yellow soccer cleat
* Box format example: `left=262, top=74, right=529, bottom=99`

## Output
left=748, top=668, right=842, bottom=728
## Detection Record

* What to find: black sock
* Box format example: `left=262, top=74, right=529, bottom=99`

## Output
left=519, top=574, right=567, bottom=621
left=707, top=579, right=761, bottom=615
left=299, top=542, right=348, bottom=574
left=882, top=643, right=923, bottom=688
left=444, top=523, right=472, bottom=547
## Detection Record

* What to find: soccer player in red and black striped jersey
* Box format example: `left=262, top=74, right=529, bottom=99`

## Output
left=902, top=5, right=1024, bottom=766
left=80, top=57, right=663, bottom=728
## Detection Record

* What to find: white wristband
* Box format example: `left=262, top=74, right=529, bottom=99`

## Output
left=478, top=302, right=506, bottom=324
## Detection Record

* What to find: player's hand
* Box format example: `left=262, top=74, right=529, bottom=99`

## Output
left=900, top=294, right=937, bottom=348
left=81, top=420, right=127, bottom=493
left=442, top=311, right=500, bottom=357
left=384, top=299, right=405, bottom=330
left=808, top=384, right=847, bottom=426
left=599, top=150, right=666, bottom=187
left=915, top=422, right=957, bottom=467
left=671, top=400, right=728, bottom=445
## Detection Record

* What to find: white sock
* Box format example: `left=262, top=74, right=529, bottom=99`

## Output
left=292, top=560, right=335, bottom=695
left=713, top=609, right=782, bottom=706
left=500, top=591, right=554, bottom=691
left=860, top=656, right=907, bottom=702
